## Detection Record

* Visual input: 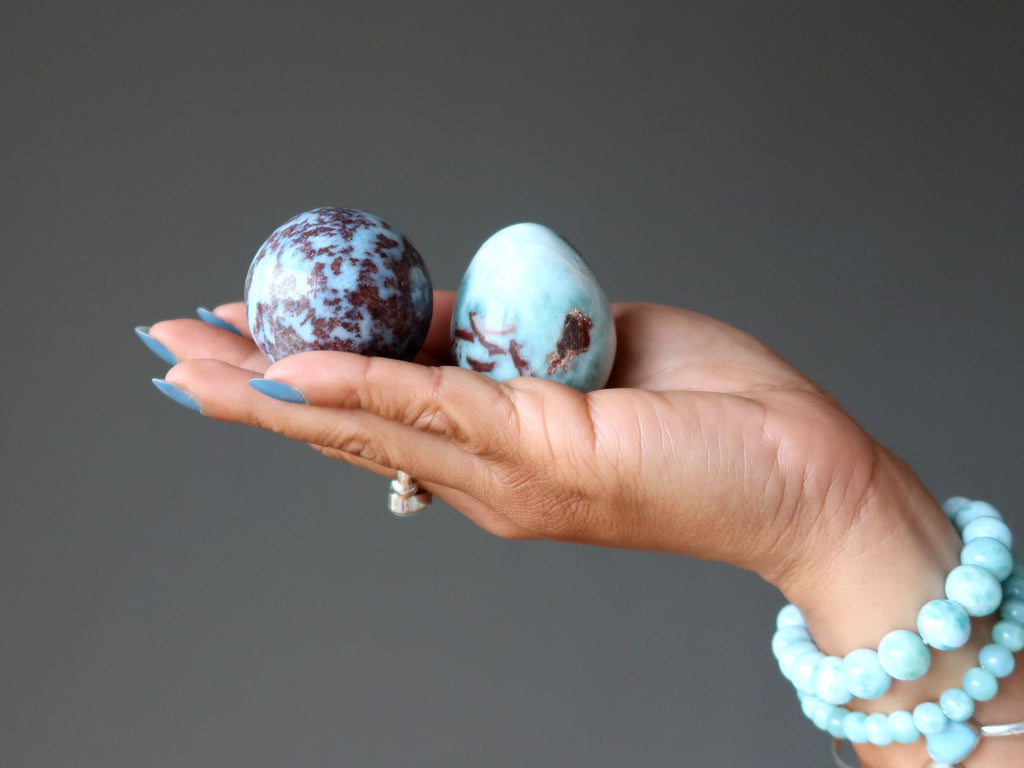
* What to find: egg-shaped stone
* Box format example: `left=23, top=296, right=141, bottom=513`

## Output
left=451, top=223, right=615, bottom=392
left=245, top=207, right=433, bottom=363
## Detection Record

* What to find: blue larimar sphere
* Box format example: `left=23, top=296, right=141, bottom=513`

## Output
left=451, top=223, right=616, bottom=392
left=245, top=207, right=433, bottom=363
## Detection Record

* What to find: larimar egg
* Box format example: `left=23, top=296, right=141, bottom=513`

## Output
left=245, top=207, right=433, bottom=363
left=451, top=223, right=616, bottom=392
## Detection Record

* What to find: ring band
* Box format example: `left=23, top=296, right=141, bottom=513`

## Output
left=388, top=470, right=432, bottom=516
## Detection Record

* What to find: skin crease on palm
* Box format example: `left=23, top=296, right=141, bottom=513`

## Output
left=148, top=290, right=1023, bottom=768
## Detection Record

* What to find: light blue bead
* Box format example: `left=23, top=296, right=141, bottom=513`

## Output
left=962, top=516, right=1013, bottom=548
left=1001, top=598, right=1024, bottom=624
left=960, top=537, right=1015, bottom=581
left=864, top=712, right=894, bottom=746
left=918, top=599, right=972, bottom=650
left=939, top=688, right=975, bottom=721
left=799, top=692, right=817, bottom=719
left=979, top=642, right=1015, bottom=678
left=810, top=698, right=833, bottom=730
left=926, top=720, right=980, bottom=765
left=791, top=648, right=825, bottom=694
left=942, top=496, right=971, bottom=519
left=954, top=500, right=1002, bottom=531
left=888, top=710, right=919, bottom=744
left=877, top=629, right=931, bottom=681
left=813, top=656, right=852, bottom=705
left=913, top=701, right=948, bottom=735
left=945, top=565, right=1003, bottom=616
left=963, top=667, right=999, bottom=701
left=778, top=640, right=817, bottom=678
left=992, top=620, right=1024, bottom=652
left=1004, top=575, right=1024, bottom=601
left=843, top=711, right=868, bottom=743
left=826, top=707, right=848, bottom=738
left=776, top=603, right=805, bottom=629
left=772, top=625, right=811, bottom=658
left=843, top=648, right=891, bottom=700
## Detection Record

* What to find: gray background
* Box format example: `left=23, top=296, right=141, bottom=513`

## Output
left=2, top=2, right=1022, bottom=766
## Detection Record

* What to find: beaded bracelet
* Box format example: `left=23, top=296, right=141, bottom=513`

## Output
left=771, top=498, right=1024, bottom=766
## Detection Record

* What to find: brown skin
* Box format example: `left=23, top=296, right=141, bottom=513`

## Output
left=147, top=291, right=1022, bottom=767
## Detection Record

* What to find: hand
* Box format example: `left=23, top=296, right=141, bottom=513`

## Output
left=146, top=293, right=1024, bottom=768
left=144, top=291, right=944, bottom=605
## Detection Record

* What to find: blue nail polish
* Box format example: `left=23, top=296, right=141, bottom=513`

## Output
left=197, top=307, right=243, bottom=336
left=135, top=326, right=177, bottom=365
left=152, top=379, right=202, bottom=413
left=249, top=378, right=307, bottom=404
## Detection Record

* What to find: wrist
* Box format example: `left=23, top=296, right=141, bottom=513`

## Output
left=778, top=448, right=960, bottom=650
left=774, top=476, right=1024, bottom=766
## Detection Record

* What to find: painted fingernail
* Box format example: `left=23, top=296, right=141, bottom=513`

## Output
left=152, top=378, right=202, bottom=413
left=197, top=307, right=244, bottom=336
left=248, top=378, right=307, bottom=404
left=135, top=326, right=177, bottom=365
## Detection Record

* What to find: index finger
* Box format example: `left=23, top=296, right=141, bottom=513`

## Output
left=262, top=352, right=522, bottom=458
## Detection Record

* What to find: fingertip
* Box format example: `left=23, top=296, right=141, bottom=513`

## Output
left=151, top=377, right=203, bottom=414
left=135, top=326, right=178, bottom=365
left=197, top=307, right=244, bottom=336
left=210, top=302, right=252, bottom=339
left=248, top=377, right=308, bottom=404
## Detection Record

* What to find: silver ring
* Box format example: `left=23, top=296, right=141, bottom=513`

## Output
left=388, top=470, right=431, bottom=517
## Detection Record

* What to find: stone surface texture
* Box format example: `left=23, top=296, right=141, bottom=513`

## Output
left=451, top=223, right=615, bottom=392
left=245, top=207, right=432, bottom=363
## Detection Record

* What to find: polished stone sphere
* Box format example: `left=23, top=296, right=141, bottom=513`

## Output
left=245, top=207, right=433, bottom=363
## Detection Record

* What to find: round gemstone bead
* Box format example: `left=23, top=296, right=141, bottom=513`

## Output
left=961, top=515, right=1013, bottom=548
left=953, top=500, right=1002, bottom=531
left=776, top=603, right=805, bottom=629
left=888, top=710, right=919, bottom=744
left=810, top=698, right=833, bottom=729
left=864, top=712, right=894, bottom=746
left=1004, top=575, right=1024, bottom=601
left=843, top=711, right=868, bottom=743
left=877, top=629, right=931, bottom=681
left=945, top=564, right=1003, bottom=616
left=826, top=707, right=847, bottom=738
left=913, top=701, right=948, bottom=735
left=960, top=537, right=1014, bottom=581
left=978, top=642, right=1015, bottom=678
left=843, top=648, right=891, bottom=700
left=798, top=691, right=816, bottom=719
left=778, top=640, right=816, bottom=678
left=772, top=625, right=811, bottom=657
left=1001, top=598, right=1024, bottom=624
left=813, top=655, right=852, bottom=705
left=790, top=648, right=825, bottom=694
left=918, top=599, right=972, bottom=650
left=992, top=620, right=1024, bottom=652
left=939, top=688, right=975, bottom=721
left=942, top=496, right=971, bottom=519
left=963, top=667, right=998, bottom=701
left=926, top=719, right=981, bottom=765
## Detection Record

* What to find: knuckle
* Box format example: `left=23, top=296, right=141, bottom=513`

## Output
left=323, top=428, right=389, bottom=467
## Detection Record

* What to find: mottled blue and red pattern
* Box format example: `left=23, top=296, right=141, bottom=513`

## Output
left=245, top=207, right=433, bottom=363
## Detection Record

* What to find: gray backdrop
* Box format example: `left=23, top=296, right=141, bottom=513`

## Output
left=2, top=2, right=1021, bottom=766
